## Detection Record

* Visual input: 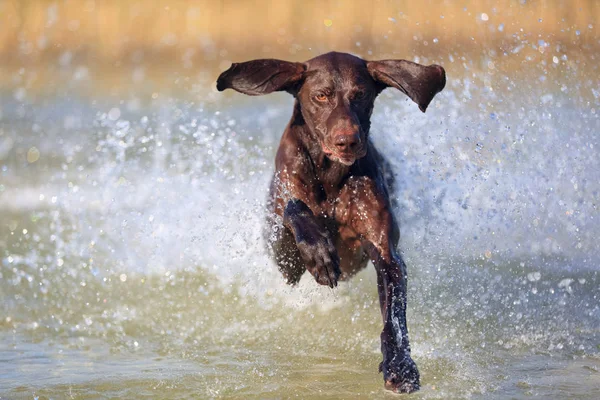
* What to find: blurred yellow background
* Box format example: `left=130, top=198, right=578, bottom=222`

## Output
left=0, top=0, right=598, bottom=97
left=1, top=1, right=597, bottom=62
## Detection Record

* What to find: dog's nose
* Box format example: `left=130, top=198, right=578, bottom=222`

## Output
left=333, top=131, right=360, bottom=153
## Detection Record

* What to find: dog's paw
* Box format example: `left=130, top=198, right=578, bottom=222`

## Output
left=380, top=354, right=420, bottom=394
left=296, top=233, right=340, bottom=288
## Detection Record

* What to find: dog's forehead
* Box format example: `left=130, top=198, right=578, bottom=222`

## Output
left=304, top=52, right=371, bottom=87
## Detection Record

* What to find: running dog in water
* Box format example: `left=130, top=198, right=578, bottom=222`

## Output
left=217, top=52, right=445, bottom=393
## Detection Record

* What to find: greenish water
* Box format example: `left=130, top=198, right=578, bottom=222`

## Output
left=1, top=57, right=600, bottom=398
left=2, top=232, right=599, bottom=399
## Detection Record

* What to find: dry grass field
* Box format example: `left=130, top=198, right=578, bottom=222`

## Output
left=1, top=0, right=597, bottom=65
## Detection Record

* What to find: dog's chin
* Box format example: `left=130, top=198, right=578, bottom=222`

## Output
left=334, top=155, right=356, bottom=166
left=325, top=152, right=359, bottom=166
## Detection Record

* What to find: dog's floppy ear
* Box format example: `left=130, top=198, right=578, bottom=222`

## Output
left=367, top=60, right=446, bottom=112
left=216, top=59, right=306, bottom=96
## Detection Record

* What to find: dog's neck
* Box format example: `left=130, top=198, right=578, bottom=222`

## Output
left=289, top=101, right=357, bottom=192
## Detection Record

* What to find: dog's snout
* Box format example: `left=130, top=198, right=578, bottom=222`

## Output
left=333, top=131, right=361, bottom=152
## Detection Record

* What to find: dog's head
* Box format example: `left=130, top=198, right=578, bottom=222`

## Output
left=217, top=52, right=445, bottom=166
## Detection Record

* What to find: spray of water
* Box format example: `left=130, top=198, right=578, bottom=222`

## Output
left=1, top=62, right=599, bottom=397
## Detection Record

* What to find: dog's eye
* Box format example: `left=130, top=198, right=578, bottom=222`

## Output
left=315, top=93, right=328, bottom=102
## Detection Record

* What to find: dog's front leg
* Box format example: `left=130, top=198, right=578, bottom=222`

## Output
left=367, top=245, right=420, bottom=393
left=336, top=176, right=420, bottom=393
left=283, top=199, right=341, bottom=287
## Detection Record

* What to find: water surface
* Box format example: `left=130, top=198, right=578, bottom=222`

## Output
left=1, top=52, right=599, bottom=399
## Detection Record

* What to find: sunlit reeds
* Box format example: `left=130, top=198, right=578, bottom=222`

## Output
left=1, top=0, right=597, bottom=65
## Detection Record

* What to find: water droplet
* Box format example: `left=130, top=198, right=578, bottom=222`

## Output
left=108, top=107, right=121, bottom=121
left=527, top=272, right=541, bottom=282
left=27, top=147, right=40, bottom=163
left=558, top=278, right=573, bottom=288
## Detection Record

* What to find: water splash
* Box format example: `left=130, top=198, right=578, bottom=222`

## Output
left=1, top=65, right=599, bottom=397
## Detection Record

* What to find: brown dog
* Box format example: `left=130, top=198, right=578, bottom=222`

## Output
left=217, top=52, right=445, bottom=393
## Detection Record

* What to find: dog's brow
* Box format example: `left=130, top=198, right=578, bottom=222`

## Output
left=304, top=74, right=336, bottom=91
